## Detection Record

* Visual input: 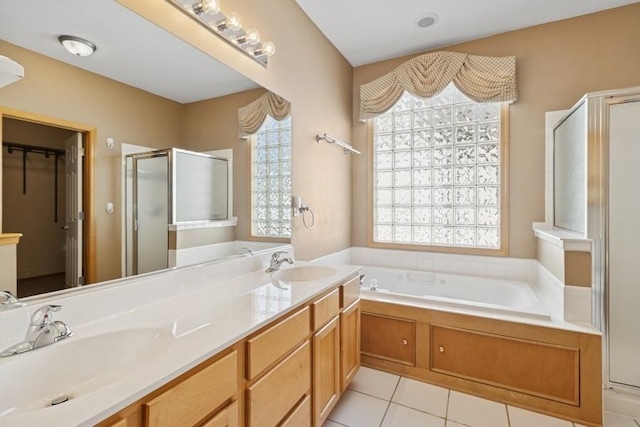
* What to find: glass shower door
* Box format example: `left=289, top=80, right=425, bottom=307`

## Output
left=132, top=154, right=169, bottom=275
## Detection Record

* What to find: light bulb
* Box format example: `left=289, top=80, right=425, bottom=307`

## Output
left=227, top=13, right=242, bottom=31
left=245, top=28, right=260, bottom=45
left=192, top=0, right=220, bottom=16
left=261, top=41, right=276, bottom=57
left=254, top=41, right=276, bottom=58
left=216, top=12, right=242, bottom=31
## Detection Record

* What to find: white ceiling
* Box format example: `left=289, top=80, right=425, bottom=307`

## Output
left=295, top=0, right=640, bottom=66
left=0, top=0, right=259, bottom=104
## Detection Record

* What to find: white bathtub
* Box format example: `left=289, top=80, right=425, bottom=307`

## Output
left=359, top=266, right=550, bottom=321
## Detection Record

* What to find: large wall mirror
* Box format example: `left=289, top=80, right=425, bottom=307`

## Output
left=0, top=0, right=292, bottom=298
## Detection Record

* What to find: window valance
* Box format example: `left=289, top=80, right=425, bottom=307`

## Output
left=359, top=51, right=516, bottom=120
left=238, top=91, right=291, bottom=138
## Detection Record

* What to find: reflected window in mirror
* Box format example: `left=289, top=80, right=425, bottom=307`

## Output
left=251, top=115, right=292, bottom=239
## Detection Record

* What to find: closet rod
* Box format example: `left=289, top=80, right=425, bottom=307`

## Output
left=3, top=142, right=65, bottom=222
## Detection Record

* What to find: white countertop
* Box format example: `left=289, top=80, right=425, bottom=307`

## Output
left=0, top=255, right=361, bottom=426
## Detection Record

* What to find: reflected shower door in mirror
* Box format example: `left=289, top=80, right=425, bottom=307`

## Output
left=0, top=0, right=292, bottom=299
left=125, top=149, right=231, bottom=276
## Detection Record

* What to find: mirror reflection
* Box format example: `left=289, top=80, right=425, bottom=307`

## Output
left=0, top=0, right=292, bottom=298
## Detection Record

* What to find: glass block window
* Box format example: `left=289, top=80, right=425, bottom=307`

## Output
left=251, top=115, right=292, bottom=238
left=373, top=83, right=503, bottom=250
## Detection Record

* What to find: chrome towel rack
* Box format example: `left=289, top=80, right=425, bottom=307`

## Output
left=315, top=133, right=360, bottom=155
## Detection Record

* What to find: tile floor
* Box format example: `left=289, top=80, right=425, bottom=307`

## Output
left=324, top=367, right=640, bottom=427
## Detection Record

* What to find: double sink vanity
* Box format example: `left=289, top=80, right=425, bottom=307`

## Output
left=0, top=248, right=361, bottom=426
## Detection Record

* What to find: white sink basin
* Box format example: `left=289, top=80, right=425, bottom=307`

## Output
left=0, top=327, right=173, bottom=418
left=272, top=266, right=337, bottom=283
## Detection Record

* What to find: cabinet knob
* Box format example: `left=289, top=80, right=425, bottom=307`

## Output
left=402, top=339, right=408, bottom=346
left=438, top=345, right=445, bottom=353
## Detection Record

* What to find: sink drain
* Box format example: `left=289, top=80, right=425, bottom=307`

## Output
left=51, top=396, right=70, bottom=406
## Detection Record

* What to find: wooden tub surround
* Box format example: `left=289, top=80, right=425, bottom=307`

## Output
left=360, top=299, right=602, bottom=426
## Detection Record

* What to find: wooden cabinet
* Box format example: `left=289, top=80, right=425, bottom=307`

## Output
left=340, top=300, right=360, bottom=391
left=313, top=316, right=341, bottom=427
left=202, top=401, right=239, bottom=427
left=98, top=274, right=361, bottom=427
left=246, top=306, right=310, bottom=380
left=340, top=275, right=360, bottom=309
left=247, top=341, right=311, bottom=427
left=144, top=350, right=238, bottom=426
left=430, top=325, right=580, bottom=405
left=280, top=395, right=312, bottom=427
left=312, top=288, right=340, bottom=330
left=361, top=313, right=416, bottom=366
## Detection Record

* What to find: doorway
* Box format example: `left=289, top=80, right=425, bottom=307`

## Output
left=0, top=108, right=96, bottom=297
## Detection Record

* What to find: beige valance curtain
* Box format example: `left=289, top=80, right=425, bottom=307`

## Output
left=360, top=51, right=517, bottom=120
left=238, top=91, right=291, bottom=138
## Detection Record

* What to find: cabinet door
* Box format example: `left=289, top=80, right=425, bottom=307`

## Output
left=313, top=316, right=341, bottom=427
left=361, top=312, right=415, bottom=366
left=430, top=325, right=579, bottom=405
left=340, top=300, right=360, bottom=391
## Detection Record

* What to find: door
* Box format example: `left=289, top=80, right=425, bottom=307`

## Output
left=609, top=99, right=640, bottom=388
left=64, top=133, right=83, bottom=287
left=132, top=154, right=169, bottom=275
left=313, top=316, right=340, bottom=427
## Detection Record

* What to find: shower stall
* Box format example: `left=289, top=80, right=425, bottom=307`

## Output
left=552, top=87, right=640, bottom=400
left=125, top=148, right=229, bottom=276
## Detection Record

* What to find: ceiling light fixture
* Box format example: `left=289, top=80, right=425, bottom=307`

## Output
left=58, top=35, right=97, bottom=57
left=417, top=13, right=439, bottom=29
left=167, top=0, right=275, bottom=66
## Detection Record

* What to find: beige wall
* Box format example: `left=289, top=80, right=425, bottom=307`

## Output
left=351, top=3, right=640, bottom=259
left=182, top=88, right=266, bottom=241
left=0, top=40, right=183, bottom=282
left=538, top=239, right=592, bottom=287
left=118, top=0, right=354, bottom=261
left=2, top=119, right=75, bottom=279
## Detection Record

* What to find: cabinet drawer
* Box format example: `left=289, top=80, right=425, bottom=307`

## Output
left=312, top=288, right=340, bottom=330
left=247, top=341, right=311, bottom=427
left=280, top=395, right=311, bottom=427
left=145, top=351, right=237, bottom=426
left=430, top=325, right=580, bottom=405
left=361, top=313, right=415, bottom=366
left=202, top=401, right=238, bottom=427
left=246, top=306, right=310, bottom=380
left=341, top=275, right=360, bottom=309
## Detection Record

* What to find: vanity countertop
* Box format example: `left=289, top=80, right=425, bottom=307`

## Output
left=0, top=256, right=361, bottom=426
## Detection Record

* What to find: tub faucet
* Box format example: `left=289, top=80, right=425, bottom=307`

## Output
left=266, top=251, right=294, bottom=273
left=0, top=304, right=73, bottom=357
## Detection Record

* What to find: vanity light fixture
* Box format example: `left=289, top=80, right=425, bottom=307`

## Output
left=58, top=35, right=97, bottom=57
left=167, top=0, right=275, bottom=66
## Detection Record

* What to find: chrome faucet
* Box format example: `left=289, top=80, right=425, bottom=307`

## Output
left=265, top=251, right=294, bottom=273
left=0, top=304, right=73, bottom=357
left=0, top=291, right=24, bottom=310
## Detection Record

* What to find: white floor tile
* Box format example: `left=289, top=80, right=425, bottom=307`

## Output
left=508, top=406, right=573, bottom=427
left=327, top=390, right=389, bottom=427
left=445, top=422, right=469, bottom=427
left=348, top=366, right=400, bottom=400
left=381, top=403, right=446, bottom=427
left=447, top=391, right=509, bottom=427
left=322, top=421, right=346, bottom=427
left=391, top=377, right=449, bottom=417
left=604, top=411, right=639, bottom=427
